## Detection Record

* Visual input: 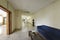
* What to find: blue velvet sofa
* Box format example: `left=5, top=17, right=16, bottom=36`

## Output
left=37, top=25, right=60, bottom=40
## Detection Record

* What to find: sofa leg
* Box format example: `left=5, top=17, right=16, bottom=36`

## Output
left=31, top=36, right=33, bottom=40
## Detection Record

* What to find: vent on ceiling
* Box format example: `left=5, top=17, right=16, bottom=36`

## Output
left=23, top=11, right=30, bottom=13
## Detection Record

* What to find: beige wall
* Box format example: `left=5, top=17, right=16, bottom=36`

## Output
left=34, top=0, right=60, bottom=29
left=15, top=10, right=22, bottom=29
left=0, top=0, right=15, bottom=32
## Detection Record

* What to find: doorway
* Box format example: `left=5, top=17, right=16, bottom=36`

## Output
left=21, top=15, right=33, bottom=32
left=0, top=5, right=12, bottom=35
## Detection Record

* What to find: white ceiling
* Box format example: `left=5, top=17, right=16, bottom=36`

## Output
left=8, top=0, right=55, bottom=13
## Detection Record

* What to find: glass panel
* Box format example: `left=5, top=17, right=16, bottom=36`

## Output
left=0, top=16, right=3, bottom=25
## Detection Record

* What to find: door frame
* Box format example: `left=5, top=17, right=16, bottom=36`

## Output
left=0, top=5, right=12, bottom=35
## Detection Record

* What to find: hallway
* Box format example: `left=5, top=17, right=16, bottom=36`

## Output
left=0, top=30, right=31, bottom=40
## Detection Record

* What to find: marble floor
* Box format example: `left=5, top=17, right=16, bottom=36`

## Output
left=0, top=30, right=31, bottom=40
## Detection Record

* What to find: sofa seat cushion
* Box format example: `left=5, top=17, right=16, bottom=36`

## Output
left=37, top=25, right=60, bottom=40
